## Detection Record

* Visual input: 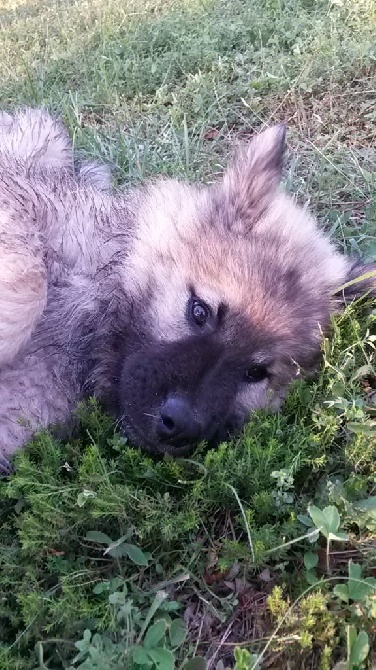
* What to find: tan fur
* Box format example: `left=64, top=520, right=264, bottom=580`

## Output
left=0, top=206, right=47, bottom=365
left=126, top=179, right=348, bottom=343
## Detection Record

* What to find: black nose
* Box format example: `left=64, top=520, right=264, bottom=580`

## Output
left=157, top=396, right=201, bottom=445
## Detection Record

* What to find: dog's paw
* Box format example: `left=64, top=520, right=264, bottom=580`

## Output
left=76, top=159, right=113, bottom=190
left=0, top=107, right=74, bottom=170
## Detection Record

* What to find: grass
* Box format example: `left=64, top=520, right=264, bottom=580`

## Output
left=0, top=0, right=376, bottom=667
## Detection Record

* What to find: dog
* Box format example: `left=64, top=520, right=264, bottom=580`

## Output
left=0, top=107, right=374, bottom=471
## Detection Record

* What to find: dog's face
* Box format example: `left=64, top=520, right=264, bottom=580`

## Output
left=118, top=126, right=348, bottom=455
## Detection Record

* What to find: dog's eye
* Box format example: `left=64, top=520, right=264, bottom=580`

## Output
left=190, top=299, right=210, bottom=327
left=244, top=365, right=268, bottom=383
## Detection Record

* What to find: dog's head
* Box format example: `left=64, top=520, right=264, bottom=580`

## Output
left=117, top=126, right=351, bottom=455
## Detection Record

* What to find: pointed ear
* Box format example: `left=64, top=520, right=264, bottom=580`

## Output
left=334, top=261, right=376, bottom=305
left=220, top=124, right=286, bottom=226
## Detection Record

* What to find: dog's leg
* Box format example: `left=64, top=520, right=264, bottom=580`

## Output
left=0, top=242, right=47, bottom=367
left=0, top=173, right=47, bottom=365
left=0, top=109, right=71, bottom=365
left=0, top=107, right=114, bottom=188
left=0, top=107, right=74, bottom=170
left=0, top=107, right=73, bottom=365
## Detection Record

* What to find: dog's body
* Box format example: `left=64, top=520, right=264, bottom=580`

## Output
left=0, top=108, right=374, bottom=468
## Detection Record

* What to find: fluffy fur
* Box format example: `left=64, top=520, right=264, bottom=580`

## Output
left=0, top=107, right=374, bottom=468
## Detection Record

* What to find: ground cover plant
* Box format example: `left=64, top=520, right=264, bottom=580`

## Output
left=0, top=0, right=376, bottom=667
